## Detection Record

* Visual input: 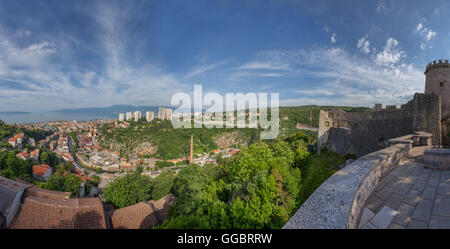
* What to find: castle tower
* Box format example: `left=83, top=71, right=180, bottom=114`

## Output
left=425, top=59, right=450, bottom=120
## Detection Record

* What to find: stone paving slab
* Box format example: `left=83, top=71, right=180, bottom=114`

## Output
left=388, top=222, right=405, bottom=229
left=369, top=206, right=398, bottom=229
left=422, top=186, right=437, bottom=200
left=358, top=208, right=375, bottom=228
left=365, top=195, right=384, bottom=213
left=437, top=182, right=450, bottom=195
left=432, top=195, right=450, bottom=217
left=359, top=159, right=450, bottom=229
left=411, top=199, right=433, bottom=222
left=403, top=189, right=422, bottom=206
left=406, top=219, right=427, bottom=229
left=427, top=176, right=440, bottom=187
left=429, top=216, right=450, bottom=229
left=384, top=192, right=404, bottom=210
left=362, top=222, right=377, bottom=229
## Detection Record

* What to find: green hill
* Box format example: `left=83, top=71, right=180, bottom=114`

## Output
left=98, top=106, right=370, bottom=160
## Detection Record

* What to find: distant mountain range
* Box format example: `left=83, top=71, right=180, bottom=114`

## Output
left=0, top=111, right=32, bottom=115
left=50, top=105, right=167, bottom=118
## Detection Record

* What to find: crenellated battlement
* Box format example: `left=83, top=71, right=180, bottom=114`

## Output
left=425, top=59, right=450, bottom=74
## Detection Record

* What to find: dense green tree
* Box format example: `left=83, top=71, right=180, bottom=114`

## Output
left=42, top=173, right=82, bottom=196
left=161, top=140, right=302, bottom=229
left=103, top=171, right=153, bottom=208
left=64, top=174, right=82, bottom=196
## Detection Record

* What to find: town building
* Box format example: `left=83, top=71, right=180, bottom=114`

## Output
left=8, top=133, right=24, bottom=148
left=146, top=111, right=155, bottom=122
left=118, top=113, right=125, bottom=122
left=158, top=107, right=173, bottom=120
left=134, top=111, right=142, bottom=121
left=126, top=112, right=133, bottom=121
left=32, top=165, right=53, bottom=182
left=29, top=149, right=40, bottom=162
left=16, top=152, right=29, bottom=160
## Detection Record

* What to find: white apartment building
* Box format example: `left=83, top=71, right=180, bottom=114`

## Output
left=134, top=111, right=142, bottom=121
left=146, top=111, right=155, bottom=122
left=126, top=112, right=133, bottom=121
left=118, top=113, right=125, bottom=121
left=158, top=107, right=173, bottom=121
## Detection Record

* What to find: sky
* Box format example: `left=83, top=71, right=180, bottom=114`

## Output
left=0, top=0, right=450, bottom=112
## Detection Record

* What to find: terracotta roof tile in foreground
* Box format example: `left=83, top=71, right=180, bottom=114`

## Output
left=110, top=202, right=158, bottom=229
left=22, top=187, right=71, bottom=201
left=149, top=194, right=176, bottom=221
left=10, top=196, right=107, bottom=229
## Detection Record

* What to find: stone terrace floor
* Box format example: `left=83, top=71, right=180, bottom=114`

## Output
left=359, top=147, right=450, bottom=229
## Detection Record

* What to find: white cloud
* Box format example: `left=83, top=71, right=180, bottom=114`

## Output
left=357, top=36, right=371, bottom=54
left=374, top=38, right=405, bottom=67
left=237, top=62, right=289, bottom=71
left=243, top=47, right=423, bottom=107
left=415, top=22, right=437, bottom=50
left=0, top=4, right=191, bottom=112
left=185, top=60, right=229, bottom=79
left=331, top=33, right=337, bottom=44
left=376, top=0, right=387, bottom=14
left=433, top=8, right=440, bottom=15
left=416, top=23, right=423, bottom=31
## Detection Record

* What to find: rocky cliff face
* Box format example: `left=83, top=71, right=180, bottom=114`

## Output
left=214, top=131, right=249, bottom=149
left=133, top=142, right=158, bottom=156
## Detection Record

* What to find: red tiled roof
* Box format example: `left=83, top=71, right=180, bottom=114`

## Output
left=32, top=165, right=51, bottom=177
left=17, top=152, right=29, bottom=158
left=148, top=194, right=176, bottom=221
left=10, top=196, right=107, bottom=229
left=110, top=202, right=159, bottom=229
left=22, top=187, right=71, bottom=201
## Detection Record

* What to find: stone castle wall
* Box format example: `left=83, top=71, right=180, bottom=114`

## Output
left=318, top=93, right=441, bottom=157
left=425, top=60, right=450, bottom=120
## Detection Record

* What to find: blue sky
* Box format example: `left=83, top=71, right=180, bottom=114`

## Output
left=0, top=0, right=449, bottom=112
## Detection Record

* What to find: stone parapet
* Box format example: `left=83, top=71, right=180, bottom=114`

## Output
left=283, top=134, right=419, bottom=229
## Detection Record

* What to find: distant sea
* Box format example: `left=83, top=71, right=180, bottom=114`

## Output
left=0, top=105, right=168, bottom=124
left=0, top=111, right=116, bottom=124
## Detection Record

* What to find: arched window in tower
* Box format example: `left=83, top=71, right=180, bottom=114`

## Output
left=441, top=82, right=445, bottom=88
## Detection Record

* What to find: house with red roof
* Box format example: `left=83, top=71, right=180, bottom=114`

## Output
left=16, top=152, right=29, bottom=160
left=167, top=158, right=183, bottom=164
left=32, top=165, right=52, bottom=182
left=29, top=149, right=39, bottom=162
left=39, top=139, right=47, bottom=147
left=230, top=149, right=240, bottom=155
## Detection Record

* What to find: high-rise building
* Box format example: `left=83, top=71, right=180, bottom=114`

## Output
left=146, top=111, right=155, bottom=122
left=126, top=112, right=133, bottom=121
left=134, top=111, right=142, bottom=122
left=119, top=113, right=125, bottom=121
left=158, top=107, right=173, bottom=121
